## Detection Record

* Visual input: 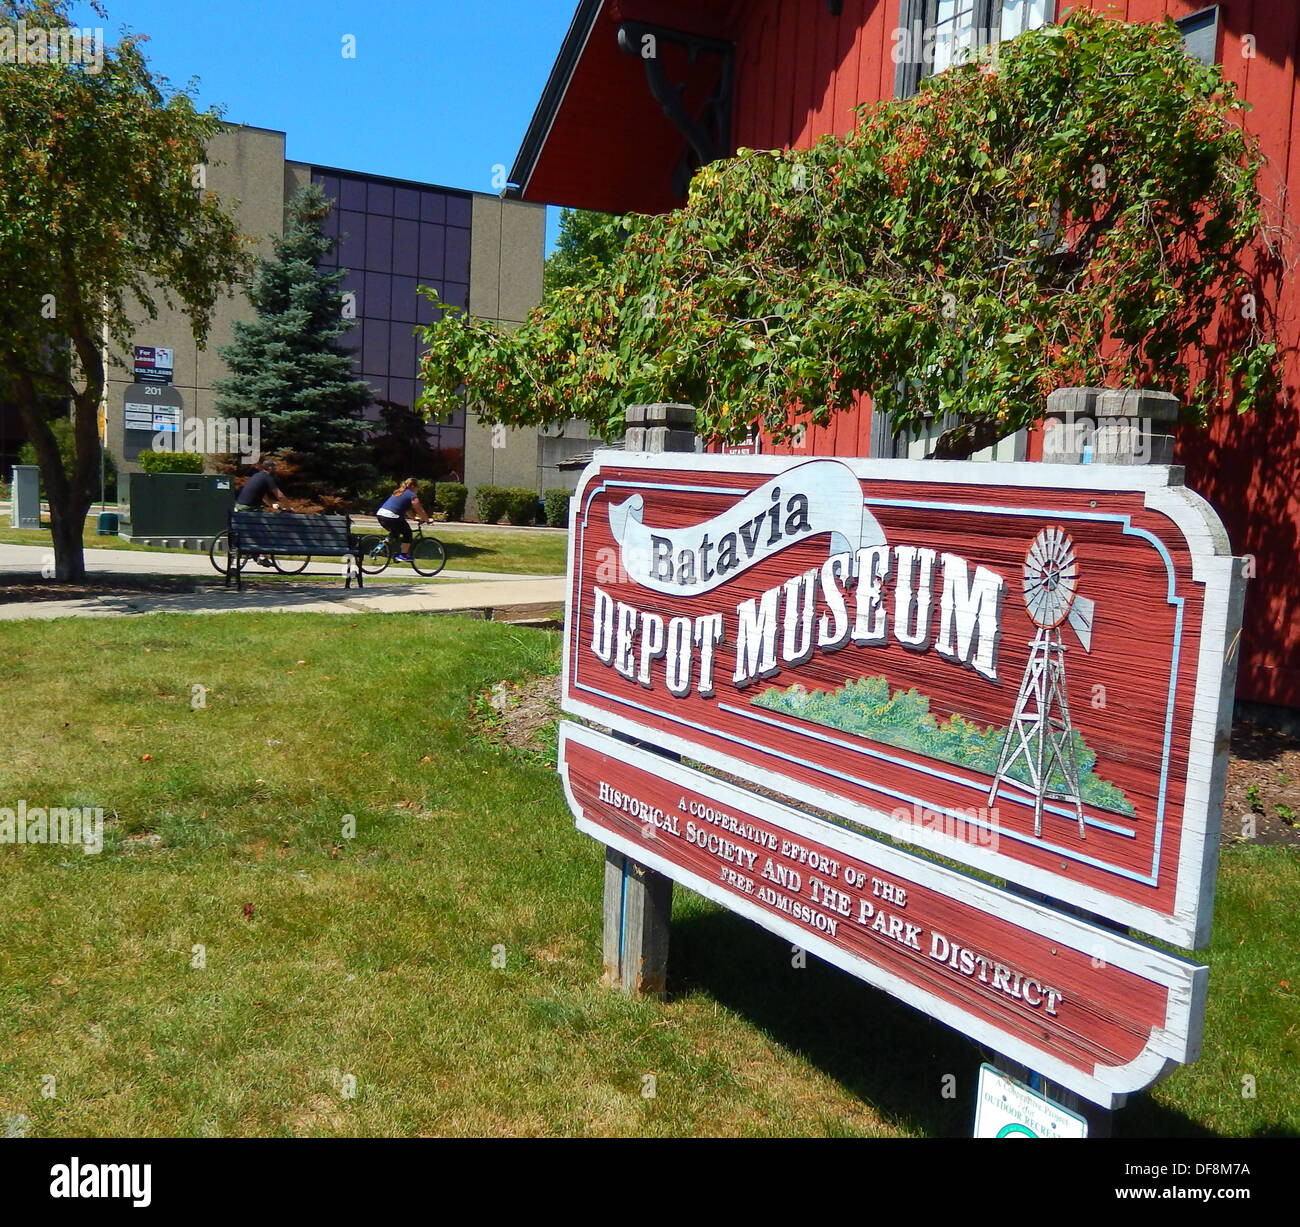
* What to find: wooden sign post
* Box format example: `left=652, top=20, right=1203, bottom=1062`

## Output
left=596, top=405, right=697, bottom=998
left=559, top=413, right=1243, bottom=1113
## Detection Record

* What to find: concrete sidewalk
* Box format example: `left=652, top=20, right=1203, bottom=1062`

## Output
left=0, top=542, right=549, bottom=584
left=0, top=575, right=567, bottom=621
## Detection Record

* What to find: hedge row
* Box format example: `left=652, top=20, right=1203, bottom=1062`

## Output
left=542, top=488, right=571, bottom=527
left=432, top=482, right=467, bottom=521
left=354, top=479, right=468, bottom=521
left=474, top=485, right=539, bottom=525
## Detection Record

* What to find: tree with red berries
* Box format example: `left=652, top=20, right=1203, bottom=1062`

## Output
left=418, top=11, right=1283, bottom=458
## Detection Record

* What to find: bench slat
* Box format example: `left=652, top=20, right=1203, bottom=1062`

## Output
left=232, top=511, right=352, bottom=553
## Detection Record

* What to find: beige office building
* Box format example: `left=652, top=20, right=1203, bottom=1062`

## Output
left=101, top=122, right=583, bottom=510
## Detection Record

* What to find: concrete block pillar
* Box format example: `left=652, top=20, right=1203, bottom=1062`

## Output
left=623, top=403, right=698, bottom=454
left=1095, top=389, right=1178, bottom=465
left=1043, top=387, right=1179, bottom=466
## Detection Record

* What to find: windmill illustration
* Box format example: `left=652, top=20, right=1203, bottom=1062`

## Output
left=988, top=527, right=1096, bottom=840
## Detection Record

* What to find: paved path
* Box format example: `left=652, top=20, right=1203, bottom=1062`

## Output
left=0, top=542, right=551, bottom=583
left=0, top=579, right=567, bottom=621
left=0, top=543, right=565, bottom=621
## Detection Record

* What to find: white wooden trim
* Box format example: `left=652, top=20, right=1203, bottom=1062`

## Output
left=580, top=449, right=1190, bottom=491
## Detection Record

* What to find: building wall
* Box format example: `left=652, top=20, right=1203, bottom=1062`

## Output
left=711, top=0, right=1300, bottom=709
left=464, top=194, right=550, bottom=502
left=102, top=125, right=548, bottom=521
left=103, top=124, right=288, bottom=466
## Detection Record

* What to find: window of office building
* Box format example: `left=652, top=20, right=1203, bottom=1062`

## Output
left=312, top=169, right=470, bottom=479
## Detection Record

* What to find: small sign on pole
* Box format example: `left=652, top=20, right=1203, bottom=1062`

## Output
left=974, top=1063, right=1088, bottom=1138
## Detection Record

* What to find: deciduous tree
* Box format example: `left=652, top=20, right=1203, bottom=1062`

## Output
left=0, top=0, right=252, bottom=579
left=418, top=12, right=1284, bottom=458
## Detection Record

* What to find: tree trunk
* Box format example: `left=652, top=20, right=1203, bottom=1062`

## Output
left=48, top=494, right=89, bottom=582
left=8, top=363, right=97, bottom=584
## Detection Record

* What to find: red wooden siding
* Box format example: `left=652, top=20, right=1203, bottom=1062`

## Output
left=711, top=0, right=1300, bottom=709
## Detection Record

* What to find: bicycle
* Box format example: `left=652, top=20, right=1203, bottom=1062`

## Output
left=208, top=520, right=312, bottom=576
left=356, top=520, right=446, bottom=577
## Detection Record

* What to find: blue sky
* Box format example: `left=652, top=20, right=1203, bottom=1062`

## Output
left=69, top=0, right=577, bottom=249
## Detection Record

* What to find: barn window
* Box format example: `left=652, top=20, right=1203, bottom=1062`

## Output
left=895, top=1, right=1056, bottom=98
left=1177, top=7, right=1220, bottom=66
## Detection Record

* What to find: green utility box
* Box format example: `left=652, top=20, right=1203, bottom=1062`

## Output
left=125, top=472, right=235, bottom=545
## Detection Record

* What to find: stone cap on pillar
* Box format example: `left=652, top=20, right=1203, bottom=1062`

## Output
left=625, top=403, right=698, bottom=428
left=623, top=403, right=699, bottom=454
left=1097, top=389, right=1180, bottom=421
left=1042, top=386, right=1180, bottom=466
left=1045, top=387, right=1105, bottom=418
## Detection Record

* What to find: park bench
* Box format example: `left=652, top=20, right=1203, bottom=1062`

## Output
left=225, top=509, right=364, bottom=591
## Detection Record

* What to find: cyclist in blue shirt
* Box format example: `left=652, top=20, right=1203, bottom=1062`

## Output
left=375, top=478, right=431, bottom=562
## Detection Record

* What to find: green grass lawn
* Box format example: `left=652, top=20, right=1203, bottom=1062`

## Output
left=0, top=614, right=1294, bottom=1137
left=0, top=516, right=568, bottom=575
left=0, top=516, right=203, bottom=556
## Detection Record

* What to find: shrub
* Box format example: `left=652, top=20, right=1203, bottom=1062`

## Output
left=434, top=482, right=467, bottom=521
left=542, top=488, right=571, bottom=527
left=474, top=484, right=509, bottom=524
left=136, top=448, right=204, bottom=474
left=355, top=479, right=400, bottom=514
left=503, top=487, right=539, bottom=526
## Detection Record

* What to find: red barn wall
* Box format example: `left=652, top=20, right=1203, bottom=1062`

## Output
left=718, top=0, right=1300, bottom=709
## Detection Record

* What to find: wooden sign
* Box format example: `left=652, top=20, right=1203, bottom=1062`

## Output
left=562, top=454, right=1243, bottom=949
left=560, top=722, right=1207, bottom=1108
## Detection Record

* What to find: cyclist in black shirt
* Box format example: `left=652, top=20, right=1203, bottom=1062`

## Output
left=234, top=460, right=287, bottom=567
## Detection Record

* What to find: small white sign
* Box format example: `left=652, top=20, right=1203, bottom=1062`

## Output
left=973, top=1063, right=1088, bottom=1138
left=125, top=402, right=181, bottom=433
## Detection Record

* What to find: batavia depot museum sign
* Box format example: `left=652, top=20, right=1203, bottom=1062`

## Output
left=558, top=453, right=1244, bottom=1109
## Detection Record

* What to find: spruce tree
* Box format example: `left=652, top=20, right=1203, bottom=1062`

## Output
left=214, top=184, right=373, bottom=496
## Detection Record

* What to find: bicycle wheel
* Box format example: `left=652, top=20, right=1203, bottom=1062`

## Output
left=271, top=552, right=312, bottom=575
left=410, top=536, right=446, bottom=577
left=358, top=535, right=392, bottom=575
left=209, top=531, right=249, bottom=574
